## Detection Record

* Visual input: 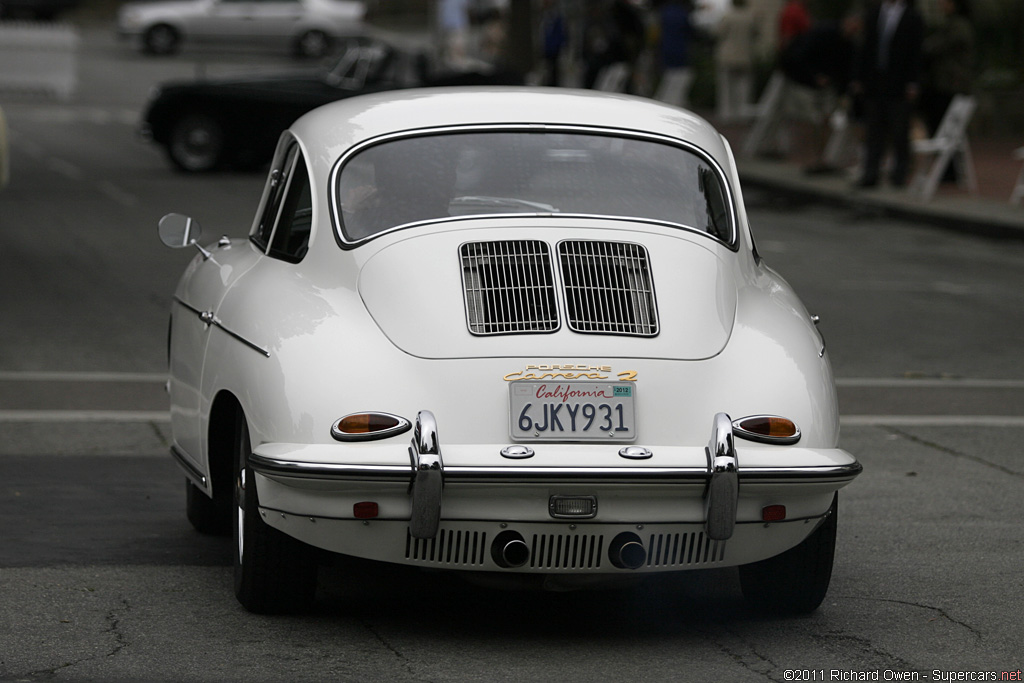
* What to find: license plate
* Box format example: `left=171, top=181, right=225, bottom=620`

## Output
left=509, top=381, right=636, bottom=442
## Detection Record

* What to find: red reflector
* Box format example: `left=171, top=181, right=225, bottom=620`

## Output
left=762, top=505, right=786, bottom=522
left=353, top=501, right=379, bottom=519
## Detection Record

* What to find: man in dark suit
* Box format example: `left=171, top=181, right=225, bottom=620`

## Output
left=852, top=0, right=924, bottom=188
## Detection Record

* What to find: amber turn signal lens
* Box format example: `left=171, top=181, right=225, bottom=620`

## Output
left=731, top=415, right=801, bottom=445
left=331, top=412, right=412, bottom=442
left=339, top=413, right=399, bottom=434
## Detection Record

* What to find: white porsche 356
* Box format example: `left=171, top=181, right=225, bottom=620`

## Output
left=159, top=87, right=861, bottom=614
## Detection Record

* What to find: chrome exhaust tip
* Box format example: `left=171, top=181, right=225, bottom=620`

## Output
left=491, top=530, right=530, bottom=568
left=609, top=532, right=646, bottom=570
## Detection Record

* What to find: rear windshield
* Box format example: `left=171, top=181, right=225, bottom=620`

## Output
left=334, top=130, right=733, bottom=245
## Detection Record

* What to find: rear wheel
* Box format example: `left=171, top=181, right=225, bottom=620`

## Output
left=739, top=494, right=838, bottom=615
left=143, top=24, right=180, bottom=55
left=167, top=114, right=224, bottom=173
left=232, top=409, right=316, bottom=614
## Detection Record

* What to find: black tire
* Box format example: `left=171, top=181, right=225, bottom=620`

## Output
left=143, top=24, right=180, bottom=55
left=167, top=114, right=224, bottom=173
left=185, top=478, right=231, bottom=536
left=739, top=494, right=838, bottom=615
left=232, top=409, right=317, bottom=614
left=294, top=29, right=330, bottom=58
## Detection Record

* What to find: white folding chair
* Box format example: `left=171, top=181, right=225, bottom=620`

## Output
left=1010, top=146, right=1024, bottom=205
left=909, top=94, right=978, bottom=201
left=594, top=62, right=630, bottom=93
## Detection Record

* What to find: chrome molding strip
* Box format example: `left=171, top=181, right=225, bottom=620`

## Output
left=249, top=454, right=412, bottom=480
left=170, top=445, right=207, bottom=489
left=249, top=455, right=861, bottom=483
left=174, top=297, right=270, bottom=358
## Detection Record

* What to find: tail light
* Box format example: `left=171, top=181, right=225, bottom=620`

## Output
left=331, top=412, right=411, bottom=441
left=731, top=415, right=801, bottom=445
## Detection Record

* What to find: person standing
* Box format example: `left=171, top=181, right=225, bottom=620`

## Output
left=714, top=0, right=758, bottom=123
left=920, top=0, right=974, bottom=137
left=852, top=0, right=925, bottom=188
left=654, top=0, right=695, bottom=109
left=777, top=0, right=810, bottom=56
left=539, top=0, right=568, bottom=86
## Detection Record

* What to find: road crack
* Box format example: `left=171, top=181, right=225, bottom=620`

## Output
left=886, top=427, right=1023, bottom=478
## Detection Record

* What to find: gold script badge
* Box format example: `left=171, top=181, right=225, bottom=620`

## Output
left=504, top=364, right=638, bottom=382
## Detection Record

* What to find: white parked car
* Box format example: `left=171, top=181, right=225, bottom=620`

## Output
left=118, top=0, right=365, bottom=57
left=159, top=87, right=861, bottom=615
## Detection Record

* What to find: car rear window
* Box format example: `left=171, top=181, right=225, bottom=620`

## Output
left=334, top=130, right=733, bottom=245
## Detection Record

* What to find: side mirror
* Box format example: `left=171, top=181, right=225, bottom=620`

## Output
left=159, top=213, right=212, bottom=259
left=158, top=213, right=201, bottom=248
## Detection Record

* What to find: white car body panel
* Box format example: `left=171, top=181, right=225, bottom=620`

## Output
left=161, top=88, right=859, bottom=608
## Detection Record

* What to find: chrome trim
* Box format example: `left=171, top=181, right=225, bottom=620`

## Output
left=619, top=446, right=653, bottom=460
left=460, top=239, right=559, bottom=336
left=704, top=412, right=738, bottom=541
left=408, top=410, right=444, bottom=539
left=731, top=415, right=802, bottom=446
left=170, top=445, right=207, bottom=489
left=500, top=445, right=535, bottom=459
left=557, top=240, right=659, bottom=337
left=249, top=455, right=412, bottom=480
left=249, top=456, right=861, bottom=483
left=329, top=124, right=740, bottom=251
left=173, top=297, right=271, bottom=358
left=330, top=412, right=412, bottom=442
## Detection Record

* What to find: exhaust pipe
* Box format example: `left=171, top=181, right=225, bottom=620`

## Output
left=491, top=530, right=530, bottom=568
left=609, top=532, right=646, bottom=570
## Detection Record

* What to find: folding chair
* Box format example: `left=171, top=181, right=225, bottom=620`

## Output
left=909, top=94, right=978, bottom=201
left=594, top=63, right=630, bottom=93
left=1010, top=146, right=1024, bottom=205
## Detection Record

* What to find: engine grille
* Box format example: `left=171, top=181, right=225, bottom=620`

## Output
left=404, top=528, right=727, bottom=570
left=529, top=532, right=605, bottom=569
left=406, top=528, right=489, bottom=566
left=459, top=240, right=659, bottom=337
left=460, top=240, right=559, bottom=335
left=644, top=531, right=726, bottom=566
left=558, top=240, right=659, bottom=336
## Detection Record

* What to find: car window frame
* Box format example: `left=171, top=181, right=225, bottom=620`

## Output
left=328, top=124, right=739, bottom=252
left=250, top=139, right=312, bottom=263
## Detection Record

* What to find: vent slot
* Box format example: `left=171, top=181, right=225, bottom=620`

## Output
left=530, top=533, right=604, bottom=569
left=460, top=240, right=559, bottom=335
left=558, top=240, right=659, bottom=337
left=405, top=528, right=488, bottom=566
left=644, top=531, right=726, bottom=567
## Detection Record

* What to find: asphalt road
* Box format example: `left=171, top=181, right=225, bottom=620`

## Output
left=0, top=25, right=1022, bottom=682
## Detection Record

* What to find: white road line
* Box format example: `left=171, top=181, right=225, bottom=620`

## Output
left=836, top=378, right=1024, bottom=388
left=841, top=415, right=1024, bottom=427
left=0, top=410, right=169, bottom=423
left=0, top=371, right=166, bottom=382
left=46, top=157, right=83, bottom=181
left=96, top=180, right=139, bottom=208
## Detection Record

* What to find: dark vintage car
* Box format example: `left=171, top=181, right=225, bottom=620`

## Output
left=0, top=0, right=79, bottom=20
left=141, top=38, right=521, bottom=172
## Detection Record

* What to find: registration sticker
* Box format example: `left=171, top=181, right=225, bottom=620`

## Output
left=509, top=381, right=637, bottom=442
